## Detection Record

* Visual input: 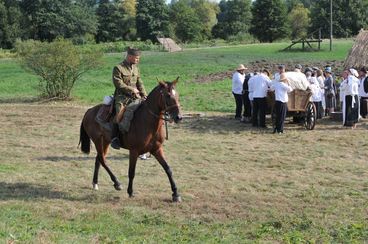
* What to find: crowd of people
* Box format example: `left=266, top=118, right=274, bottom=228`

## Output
left=232, top=63, right=368, bottom=132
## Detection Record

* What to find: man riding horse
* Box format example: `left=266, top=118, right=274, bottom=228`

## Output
left=111, top=48, right=147, bottom=149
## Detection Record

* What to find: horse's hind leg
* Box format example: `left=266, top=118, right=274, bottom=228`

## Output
left=151, top=148, right=181, bottom=202
left=97, top=140, right=122, bottom=191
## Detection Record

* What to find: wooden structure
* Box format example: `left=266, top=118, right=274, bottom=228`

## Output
left=267, top=89, right=316, bottom=130
left=284, top=28, right=322, bottom=51
left=157, top=37, right=182, bottom=52
left=343, top=29, right=368, bottom=68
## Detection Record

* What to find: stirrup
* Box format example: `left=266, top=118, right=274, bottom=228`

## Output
left=111, top=137, right=120, bottom=150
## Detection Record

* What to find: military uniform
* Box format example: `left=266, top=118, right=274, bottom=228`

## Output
left=112, top=59, right=147, bottom=114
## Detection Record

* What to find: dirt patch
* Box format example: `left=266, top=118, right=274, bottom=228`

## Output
left=193, top=60, right=345, bottom=83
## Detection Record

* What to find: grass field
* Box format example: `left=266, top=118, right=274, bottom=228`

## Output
left=0, top=39, right=353, bottom=112
left=1, top=40, right=368, bottom=243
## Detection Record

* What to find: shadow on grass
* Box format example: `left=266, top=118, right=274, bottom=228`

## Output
left=0, top=181, right=123, bottom=202
left=37, top=155, right=129, bottom=162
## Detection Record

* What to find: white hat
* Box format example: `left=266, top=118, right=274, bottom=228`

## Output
left=236, top=64, right=247, bottom=71
left=349, top=68, right=359, bottom=77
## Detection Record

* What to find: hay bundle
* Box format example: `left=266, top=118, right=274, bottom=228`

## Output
left=344, top=29, right=368, bottom=69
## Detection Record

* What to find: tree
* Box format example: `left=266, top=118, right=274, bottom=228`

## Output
left=16, top=39, right=103, bottom=99
left=118, top=0, right=137, bottom=40
left=19, top=0, right=97, bottom=42
left=0, top=0, right=22, bottom=48
left=288, top=3, right=310, bottom=39
left=250, top=0, right=289, bottom=42
left=190, top=0, right=219, bottom=40
left=310, top=0, right=368, bottom=38
left=212, top=0, right=252, bottom=39
left=169, top=0, right=203, bottom=42
left=96, top=0, right=121, bottom=42
left=136, top=0, right=169, bottom=41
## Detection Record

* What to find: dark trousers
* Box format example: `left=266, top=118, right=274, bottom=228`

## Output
left=242, top=91, right=252, bottom=117
left=233, top=92, right=243, bottom=119
left=313, top=101, right=323, bottom=119
left=360, top=97, right=368, bottom=118
left=345, top=95, right=359, bottom=126
left=252, top=97, right=267, bottom=127
left=275, top=101, right=287, bottom=133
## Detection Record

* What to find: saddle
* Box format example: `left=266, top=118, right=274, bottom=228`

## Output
left=95, top=98, right=142, bottom=133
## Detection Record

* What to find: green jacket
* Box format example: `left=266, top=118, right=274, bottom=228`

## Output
left=112, top=60, right=147, bottom=105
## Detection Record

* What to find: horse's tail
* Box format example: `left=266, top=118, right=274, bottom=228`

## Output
left=79, top=121, right=91, bottom=154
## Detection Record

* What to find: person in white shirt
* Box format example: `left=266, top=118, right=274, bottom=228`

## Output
left=316, top=69, right=325, bottom=115
left=309, top=75, right=323, bottom=119
left=270, top=73, right=293, bottom=133
left=358, top=67, right=368, bottom=118
left=232, top=64, right=247, bottom=119
left=248, top=69, right=272, bottom=127
left=340, top=69, right=360, bottom=128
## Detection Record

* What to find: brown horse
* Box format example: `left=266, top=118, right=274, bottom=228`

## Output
left=79, top=78, right=182, bottom=202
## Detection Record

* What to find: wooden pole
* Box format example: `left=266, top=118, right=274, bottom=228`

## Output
left=330, top=0, right=333, bottom=51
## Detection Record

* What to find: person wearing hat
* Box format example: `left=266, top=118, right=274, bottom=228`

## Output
left=340, top=69, right=360, bottom=128
left=110, top=47, right=147, bottom=149
left=270, top=73, right=293, bottom=133
left=358, top=67, right=368, bottom=118
left=323, top=66, right=336, bottom=116
left=294, top=64, right=302, bottom=72
left=232, top=64, right=247, bottom=120
left=248, top=68, right=272, bottom=128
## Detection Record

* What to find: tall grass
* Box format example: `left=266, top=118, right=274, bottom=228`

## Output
left=0, top=40, right=353, bottom=112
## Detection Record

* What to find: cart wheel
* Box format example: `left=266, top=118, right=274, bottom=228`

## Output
left=304, top=102, right=316, bottom=130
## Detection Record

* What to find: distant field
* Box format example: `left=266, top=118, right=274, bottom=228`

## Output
left=0, top=40, right=353, bottom=112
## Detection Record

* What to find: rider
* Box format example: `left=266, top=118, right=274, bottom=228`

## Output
left=110, top=47, right=147, bottom=149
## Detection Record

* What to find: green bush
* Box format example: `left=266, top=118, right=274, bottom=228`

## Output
left=16, top=39, right=103, bottom=99
left=0, top=48, right=17, bottom=59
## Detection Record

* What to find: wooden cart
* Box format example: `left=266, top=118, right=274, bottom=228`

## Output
left=266, top=89, right=317, bottom=130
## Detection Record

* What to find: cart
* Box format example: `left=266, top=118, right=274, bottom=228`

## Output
left=266, top=89, right=317, bottom=130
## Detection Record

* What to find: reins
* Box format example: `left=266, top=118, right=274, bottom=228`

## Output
left=143, top=89, right=179, bottom=140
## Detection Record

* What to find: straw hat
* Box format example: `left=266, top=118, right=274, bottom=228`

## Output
left=236, top=64, right=247, bottom=71
left=279, top=73, right=289, bottom=83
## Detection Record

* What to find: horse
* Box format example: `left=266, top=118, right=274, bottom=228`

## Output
left=79, top=77, right=182, bottom=202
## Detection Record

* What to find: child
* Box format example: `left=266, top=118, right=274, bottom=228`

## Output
left=270, top=73, right=293, bottom=133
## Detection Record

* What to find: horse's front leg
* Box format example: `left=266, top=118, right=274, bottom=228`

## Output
left=152, top=148, right=181, bottom=202
left=127, top=151, right=139, bottom=197
left=92, top=156, right=101, bottom=190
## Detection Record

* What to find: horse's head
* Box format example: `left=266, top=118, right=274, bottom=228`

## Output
left=157, top=77, right=182, bottom=123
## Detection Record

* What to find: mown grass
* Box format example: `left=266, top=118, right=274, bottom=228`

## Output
left=0, top=40, right=353, bottom=112
left=1, top=103, right=368, bottom=243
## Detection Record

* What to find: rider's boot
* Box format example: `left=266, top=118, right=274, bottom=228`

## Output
left=110, top=123, right=121, bottom=150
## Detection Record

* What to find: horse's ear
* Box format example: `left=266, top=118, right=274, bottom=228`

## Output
left=157, top=78, right=167, bottom=87
left=172, top=76, right=179, bottom=86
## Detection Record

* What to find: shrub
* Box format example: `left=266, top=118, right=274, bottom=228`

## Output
left=16, top=39, right=103, bottom=99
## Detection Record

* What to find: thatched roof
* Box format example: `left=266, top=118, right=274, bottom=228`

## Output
left=344, top=29, right=368, bottom=69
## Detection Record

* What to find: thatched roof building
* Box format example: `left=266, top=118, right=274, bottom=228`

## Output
left=344, top=29, right=368, bottom=69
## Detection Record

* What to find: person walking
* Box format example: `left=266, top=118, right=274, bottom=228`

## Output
left=324, top=66, right=336, bottom=116
left=232, top=64, right=247, bottom=120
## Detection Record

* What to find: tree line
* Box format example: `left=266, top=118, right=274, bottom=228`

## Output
left=1, top=0, right=367, bottom=49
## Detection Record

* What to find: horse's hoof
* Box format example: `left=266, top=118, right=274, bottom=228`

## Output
left=172, top=195, right=182, bottom=203
left=92, top=184, right=99, bottom=190
left=114, top=183, right=122, bottom=191
left=128, top=193, right=135, bottom=198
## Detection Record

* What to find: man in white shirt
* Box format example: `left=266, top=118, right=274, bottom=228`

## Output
left=358, top=67, right=368, bottom=118
left=248, top=69, right=272, bottom=127
left=232, top=64, right=247, bottom=119
left=270, top=73, right=293, bottom=133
